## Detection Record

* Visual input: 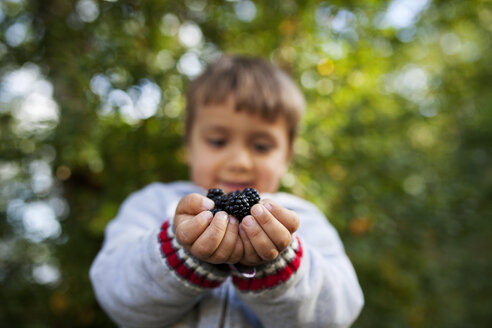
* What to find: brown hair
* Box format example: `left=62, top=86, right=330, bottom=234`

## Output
left=184, top=54, right=305, bottom=147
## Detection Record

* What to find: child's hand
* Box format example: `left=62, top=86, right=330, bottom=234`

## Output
left=173, top=193, right=243, bottom=264
left=238, top=200, right=299, bottom=267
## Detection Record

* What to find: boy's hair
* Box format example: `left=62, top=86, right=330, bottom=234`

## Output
left=184, top=54, right=305, bottom=147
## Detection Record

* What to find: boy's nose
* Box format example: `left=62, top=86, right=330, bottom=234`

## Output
left=227, top=146, right=253, bottom=172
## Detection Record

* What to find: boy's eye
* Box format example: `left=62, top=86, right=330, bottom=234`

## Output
left=253, top=143, right=272, bottom=153
left=207, top=138, right=226, bottom=148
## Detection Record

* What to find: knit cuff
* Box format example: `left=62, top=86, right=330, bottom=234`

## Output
left=158, top=220, right=229, bottom=289
left=231, top=235, right=303, bottom=292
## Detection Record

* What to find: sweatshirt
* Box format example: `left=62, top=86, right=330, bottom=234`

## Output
left=90, top=181, right=364, bottom=328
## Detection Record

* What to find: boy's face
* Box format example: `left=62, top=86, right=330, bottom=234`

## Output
left=186, top=99, right=290, bottom=194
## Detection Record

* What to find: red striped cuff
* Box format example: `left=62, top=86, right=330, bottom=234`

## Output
left=158, top=220, right=229, bottom=289
left=232, top=235, right=303, bottom=292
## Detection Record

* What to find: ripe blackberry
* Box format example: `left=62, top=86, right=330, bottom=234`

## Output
left=207, top=188, right=226, bottom=200
left=206, top=187, right=261, bottom=221
left=214, top=194, right=228, bottom=209
left=207, top=188, right=227, bottom=215
left=243, top=188, right=260, bottom=206
left=225, top=192, right=250, bottom=220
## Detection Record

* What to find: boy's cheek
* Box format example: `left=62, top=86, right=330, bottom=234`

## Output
left=190, top=163, right=215, bottom=190
left=259, top=163, right=287, bottom=191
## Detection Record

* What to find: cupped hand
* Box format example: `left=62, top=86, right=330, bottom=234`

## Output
left=173, top=193, right=243, bottom=264
left=238, top=199, right=299, bottom=266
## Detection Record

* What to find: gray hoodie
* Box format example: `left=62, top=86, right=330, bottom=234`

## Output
left=90, top=181, right=364, bottom=328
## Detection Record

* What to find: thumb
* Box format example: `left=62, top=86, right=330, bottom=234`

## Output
left=175, top=193, right=215, bottom=216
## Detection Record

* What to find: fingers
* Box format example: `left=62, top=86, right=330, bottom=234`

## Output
left=177, top=210, right=243, bottom=263
left=240, top=215, right=279, bottom=261
left=175, top=193, right=215, bottom=216
left=228, top=237, right=244, bottom=264
left=173, top=193, right=216, bottom=248
left=174, top=210, right=213, bottom=247
left=191, top=211, right=229, bottom=260
left=175, top=195, right=299, bottom=266
left=259, top=200, right=299, bottom=233
left=249, top=202, right=294, bottom=251
left=207, top=215, right=243, bottom=264
left=239, top=223, right=263, bottom=265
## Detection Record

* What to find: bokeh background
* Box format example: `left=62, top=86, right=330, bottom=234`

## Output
left=1, top=0, right=491, bottom=327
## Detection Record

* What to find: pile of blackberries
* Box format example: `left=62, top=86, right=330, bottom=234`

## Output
left=207, top=188, right=261, bottom=221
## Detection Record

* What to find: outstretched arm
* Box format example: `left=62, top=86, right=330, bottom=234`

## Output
left=233, top=194, right=364, bottom=328
left=89, top=185, right=229, bottom=327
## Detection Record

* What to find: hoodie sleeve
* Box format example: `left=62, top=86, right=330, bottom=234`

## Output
left=231, top=194, right=364, bottom=328
left=89, top=184, right=228, bottom=328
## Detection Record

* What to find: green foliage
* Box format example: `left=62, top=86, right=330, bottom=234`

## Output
left=1, top=0, right=491, bottom=326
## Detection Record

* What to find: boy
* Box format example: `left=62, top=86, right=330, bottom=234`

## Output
left=90, top=55, right=364, bottom=327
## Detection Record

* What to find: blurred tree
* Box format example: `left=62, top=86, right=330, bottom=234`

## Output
left=0, top=0, right=491, bottom=327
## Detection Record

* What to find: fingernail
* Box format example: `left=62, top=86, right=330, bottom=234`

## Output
left=263, top=203, right=273, bottom=211
left=251, top=204, right=263, bottom=216
left=217, top=211, right=228, bottom=223
left=242, top=216, right=255, bottom=227
left=229, top=215, right=238, bottom=225
left=202, top=197, right=215, bottom=210
left=199, top=210, right=213, bottom=223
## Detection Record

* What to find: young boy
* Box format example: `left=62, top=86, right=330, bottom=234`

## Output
left=90, top=55, right=364, bottom=327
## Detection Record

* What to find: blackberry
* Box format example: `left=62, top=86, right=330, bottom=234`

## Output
left=243, top=188, right=260, bottom=206
left=206, top=187, right=261, bottom=221
left=225, top=192, right=250, bottom=220
left=214, top=194, right=228, bottom=209
left=207, top=188, right=227, bottom=215
left=207, top=188, right=226, bottom=200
